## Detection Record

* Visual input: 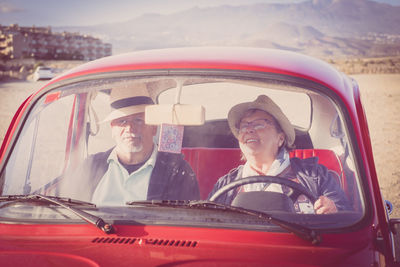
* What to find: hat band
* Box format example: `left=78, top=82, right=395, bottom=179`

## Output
left=111, top=96, right=154, bottom=109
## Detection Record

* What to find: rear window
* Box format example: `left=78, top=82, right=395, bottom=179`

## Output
left=158, top=82, right=311, bottom=129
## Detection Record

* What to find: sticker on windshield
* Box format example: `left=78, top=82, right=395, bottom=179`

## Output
left=158, top=124, right=184, bottom=154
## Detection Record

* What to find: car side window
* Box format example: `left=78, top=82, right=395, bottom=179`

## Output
left=87, top=91, right=114, bottom=154
left=2, top=94, right=74, bottom=194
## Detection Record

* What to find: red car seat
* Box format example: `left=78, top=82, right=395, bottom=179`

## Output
left=182, top=148, right=347, bottom=200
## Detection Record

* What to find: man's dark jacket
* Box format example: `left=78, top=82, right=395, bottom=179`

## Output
left=56, top=148, right=200, bottom=202
left=207, top=157, right=351, bottom=211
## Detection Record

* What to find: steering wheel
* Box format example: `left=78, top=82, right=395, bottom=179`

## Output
left=208, top=175, right=318, bottom=204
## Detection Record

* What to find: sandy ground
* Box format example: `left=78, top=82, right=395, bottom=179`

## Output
left=353, top=74, right=400, bottom=217
left=0, top=75, right=400, bottom=216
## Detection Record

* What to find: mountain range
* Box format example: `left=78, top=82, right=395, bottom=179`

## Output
left=56, top=0, right=400, bottom=59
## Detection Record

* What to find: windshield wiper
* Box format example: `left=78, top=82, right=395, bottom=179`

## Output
left=127, top=200, right=321, bottom=245
left=0, top=195, right=96, bottom=206
left=0, top=194, right=114, bottom=234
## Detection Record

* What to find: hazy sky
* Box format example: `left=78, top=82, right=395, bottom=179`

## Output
left=1, top=0, right=301, bottom=27
left=1, top=0, right=398, bottom=27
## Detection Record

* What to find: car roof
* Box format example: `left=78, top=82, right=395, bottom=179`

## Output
left=48, top=47, right=347, bottom=92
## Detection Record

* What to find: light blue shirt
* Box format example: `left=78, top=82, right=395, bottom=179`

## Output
left=91, top=145, right=158, bottom=206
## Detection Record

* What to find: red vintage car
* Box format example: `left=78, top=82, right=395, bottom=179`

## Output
left=0, top=47, right=399, bottom=266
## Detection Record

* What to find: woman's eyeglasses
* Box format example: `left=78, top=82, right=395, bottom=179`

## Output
left=238, top=119, right=274, bottom=133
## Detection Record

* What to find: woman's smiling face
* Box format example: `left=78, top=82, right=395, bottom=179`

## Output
left=238, top=109, right=285, bottom=163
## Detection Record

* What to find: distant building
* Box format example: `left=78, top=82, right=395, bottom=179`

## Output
left=0, top=24, right=112, bottom=60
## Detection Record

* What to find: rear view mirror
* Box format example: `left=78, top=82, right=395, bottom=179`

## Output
left=145, top=104, right=205, bottom=125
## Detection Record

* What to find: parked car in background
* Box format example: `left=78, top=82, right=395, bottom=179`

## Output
left=1, top=47, right=400, bottom=266
left=32, top=66, right=55, bottom=81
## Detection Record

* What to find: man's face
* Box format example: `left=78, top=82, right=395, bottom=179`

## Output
left=238, top=110, right=285, bottom=161
left=111, top=112, right=157, bottom=154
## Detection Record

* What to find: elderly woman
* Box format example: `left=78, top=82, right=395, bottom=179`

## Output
left=208, top=95, right=350, bottom=214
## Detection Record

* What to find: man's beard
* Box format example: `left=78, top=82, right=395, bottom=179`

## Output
left=122, top=143, right=143, bottom=153
left=120, top=133, right=143, bottom=153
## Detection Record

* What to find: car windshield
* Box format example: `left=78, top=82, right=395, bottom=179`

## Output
left=0, top=74, right=364, bottom=230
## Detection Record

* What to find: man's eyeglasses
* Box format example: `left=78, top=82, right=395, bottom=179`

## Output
left=238, top=119, right=274, bottom=133
left=112, top=117, right=145, bottom=127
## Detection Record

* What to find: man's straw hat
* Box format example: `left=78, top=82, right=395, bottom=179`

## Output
left=102, top=83, right=154, bottom=122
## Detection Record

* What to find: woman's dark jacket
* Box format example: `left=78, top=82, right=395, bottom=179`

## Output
left=207, top=157, right=351, bottom=211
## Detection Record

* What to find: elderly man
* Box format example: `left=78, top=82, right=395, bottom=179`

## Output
left=57, top=85, right=200, bottom=205
left=208, top=95, right=350, bottom=214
